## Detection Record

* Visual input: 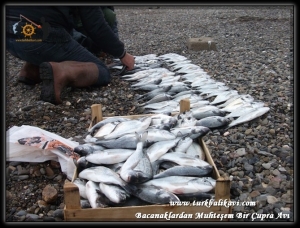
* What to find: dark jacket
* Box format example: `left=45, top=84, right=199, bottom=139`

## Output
left=6, top=6, right=125, bottom=58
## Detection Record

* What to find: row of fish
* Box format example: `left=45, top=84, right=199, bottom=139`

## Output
left=113, top=53, right=270, bottom=129
left=72, top=112, right=218, bottom=208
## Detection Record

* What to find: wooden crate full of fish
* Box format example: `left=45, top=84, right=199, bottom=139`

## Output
left=63, top=101, right=232, bottom=221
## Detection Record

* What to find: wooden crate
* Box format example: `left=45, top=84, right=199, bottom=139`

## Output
left=63, top=100, right=232, bottom=221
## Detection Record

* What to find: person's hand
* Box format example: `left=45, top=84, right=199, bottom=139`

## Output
left=120, top=53, right=135, bottom=71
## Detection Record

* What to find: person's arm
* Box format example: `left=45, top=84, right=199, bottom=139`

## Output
left=78, top=6, right=134, bottom=70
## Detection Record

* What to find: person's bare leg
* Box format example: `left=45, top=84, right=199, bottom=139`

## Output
left=39, top=61, right=99, bottom=104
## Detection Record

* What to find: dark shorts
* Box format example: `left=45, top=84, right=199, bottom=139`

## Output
left=6, top=23, right=111, bottom=86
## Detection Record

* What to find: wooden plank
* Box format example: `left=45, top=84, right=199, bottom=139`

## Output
left=89, top=104, right=103, bottom=129
left=64, top=204, right=231, bottom=221
left=63, top=182, right=81, bottom=210
left=180, top=98, right=190, bottom=113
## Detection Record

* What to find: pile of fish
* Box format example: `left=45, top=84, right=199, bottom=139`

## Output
left=72, top=112, right=217, bottom=208
left=70, top=52, right=270, bottom=209
left=112, top=53, right=270, bottom=129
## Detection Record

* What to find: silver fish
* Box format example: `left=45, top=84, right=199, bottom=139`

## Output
left=131, top=78, right=162, bottom=88
left=85, top=149, right=135, bottom=165
left=120, top=132, right=151, bottom=183
left=129, top=150, right=153, bottom=184
left=171, top=136, right=193, bottom=154
left=73, top=178, right=88, bottom=199
left=186, top=142, right=206, bottom=160
left=94, top=133, right=140, bottom=149
left=85, top=180, right=109, bottom=208
left=158, top=152, right=211, bottom=167
left=132, top=83, right=160, bottom=91
left=153, top=165, right=213, bottom=179
left=191, top=105, right=226, bottom=119
left=131, top=185, right=180, bottom=204
left=144, top=128, right=177, bottom=143
left=137, top=85, right=173, bottom=101
left=170, top=125, right=210, bottom=138
left=93, top=122, right=119, bottom=139
left=195, top=116, right=230, bottom=129
left=227, top=107, right=270, bottom=128
left=88, top=117, right=130, bottom=136
left=149, top=113, right=177, bottom=126
left=140, top=176, right=216, bottom=194
left=73, top=143, right=105, bottom=156
left=99, top=182, right=130, bottom=204
left=143, top=100, right=178, bottom=110
left=146, top=137, right=181, bottom=163
left=79, top=166, right=128, bottom=189
left=103, top=116, right=152, bottom=139
left=138, top=93, right=173, bottom=107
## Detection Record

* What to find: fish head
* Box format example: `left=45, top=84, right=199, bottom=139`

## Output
left=189, top=177, right=216, bottom=192
left=126, top=170, right=152, bottom=184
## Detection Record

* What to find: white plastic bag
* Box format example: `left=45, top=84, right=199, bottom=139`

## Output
left=6, top=125, right=79, bottom=180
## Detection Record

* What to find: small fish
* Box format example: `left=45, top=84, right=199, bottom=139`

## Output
left=195, top=116, right=230, bottom=129
left=158, top=152, right=211, bottom=167
left=93, top=133, right=143, bottom=149
left=185, top=142, right=206, bottom=160
left=146, top=138, right=181, bottom=163
left=85, top=180, right=109, bottom=208
left=73, top=178, right=88, bottom=199
left=79, top=166, right=129, bottom=190
left=227, top=107, right=270, bottom=128
left=73, top=144, right=105, bottom=156
left=88, top=117, right=130, bottom=137
left=120, top=132, right=151, bottom=184
left=191, top=105, right=226, bottom=120
left=93, top=122, right=119, bottom=139
left=131, top=185, right=180, bottom=204
left=103, top=116, right=152, bottom=140
left=99, top=182, right=130, bottom=204
left=85, top=149, right=135, bottom=165
left=140, top=176, right=216, bottom=194
left=153, top=165, right=213, bottom=179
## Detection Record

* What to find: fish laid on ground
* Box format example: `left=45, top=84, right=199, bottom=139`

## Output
left=227, top=107, right=270, bottom=128
left=170, top=125, right=210, bottom=138
left=191, top=106, right=226, bottom=120
left=195, top=116, right=230, bottom=129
